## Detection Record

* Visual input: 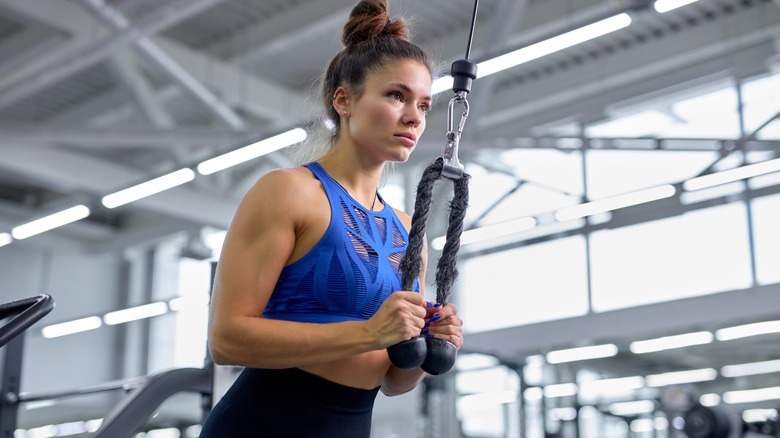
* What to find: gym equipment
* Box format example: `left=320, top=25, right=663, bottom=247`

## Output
left=0, top=294, right=54, bottom=348
left=1, top=294, right=54, bottom=436
left=683, top=403, right=732, bottom=438
left=387, top=0, right=479, bottom=375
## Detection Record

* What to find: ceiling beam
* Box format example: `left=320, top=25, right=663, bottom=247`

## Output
left=479, top=16, right=780, bottom=134
left=108, top=53, right=175, bottom=129
left=227, top=1, right=354, bottom=67
left=0, top=127, right=265, bottom=149
left=155, top=39, right=306, bottom=125
left=0, top=0, right=225, bottom=112
left=0, top=145, right=236, bottom=229
left=80, top=0, right=245, bottom=130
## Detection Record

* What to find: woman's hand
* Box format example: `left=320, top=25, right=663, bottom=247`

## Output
left=367, top=291, right=427, bottom=349
left=423, top=303, right=463, bottom=349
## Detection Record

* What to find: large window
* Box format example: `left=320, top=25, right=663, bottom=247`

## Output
left=590, top=203, right=753, bottom=312
left=461, top=236, right=589, bottom=332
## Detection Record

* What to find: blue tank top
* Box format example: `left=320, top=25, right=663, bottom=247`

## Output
left=263, top=162, right=419, bottom=323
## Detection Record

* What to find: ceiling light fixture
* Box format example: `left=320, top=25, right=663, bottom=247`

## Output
left=11, top=205, right=91, bottom=240
left=630, top=331, right=713, bottom=354
left=102, top=168, right=195, bottom=209
left=0, top=232, right=11, bottom=248
left=431, top=13, right=633, bottom=95
left=716, top=320, right=780, bottom=341
left=654, top=0, right=701, bottom=14
left=103, top=302, right=168, bottom=325
left=580, top=376, right=646, bottom=396
left=645, top=368, right=718, bottom=387
left=609, top=400, right=656, bottom=416
left=723, top=386, right=780, bottom=404
left=721, top=359, right=780, bottom=378
left=546, top=344, right=618, bottom=364
left=431, top=216, right=537, bottom=250
left=41, top=316, right=103, bottom=339
left=544, top=383, right=579, bottom=398
left=683, top=157, right=780, bottom=191
left=197, top=128, right=307, bottom=175
left=555, top=185, right=676, bottom=222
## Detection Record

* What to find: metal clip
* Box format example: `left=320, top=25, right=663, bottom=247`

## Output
left=441, top=91, right=469, bottom=180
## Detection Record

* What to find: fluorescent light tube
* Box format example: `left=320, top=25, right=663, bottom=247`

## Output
left=555, top=185, right=676, bottom=222
left=723, top=386, right=780, bottom=404
left=546, top=344, right=618, bottom=364
left=654, top=0, right=700, bottom=13
left=104, top=302, right=168, bottom=325
left=197, top=128, right=308, bottom=175
left=645, top=368, right=717, bottom=387
left=11, top=205, right=90, bottom=240
left=580, top=376, right=645, bottom=396
left=431, top=216, right=537, bottom=250
left=168, top=295, right=210, bottom=312
left=742, top=409, right=778, bottom=423
left=716, top=320, right=780, bottom=341
left=102, top=168, right=195, bottom=209
left=0, top=232, right=11, bottom=247
left=478, top=14, right=632, bottom=79
left=700, top=393, right=721, bottom=407
left=609, top=400, right=656, bottom=416
left=431, top=14, right=631, bottom=96
left=524, top=387, right=543, bottom=401
left=459, top=390, right=517, bottom=409
left=683, top=157, right=780, bottom=191
left=41, top=316, right=102, bottom=339
left=630, top=331, right=713, bottom=354
left=550, top=407, right=578, bottom=421
left=432, top=76, right=454, bottom=95
left=544, top=383, right=579, bottom=398
left=722, top=359, right=780, bottom=378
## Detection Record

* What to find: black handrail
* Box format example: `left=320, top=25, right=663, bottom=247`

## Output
left=92, top=366, right=212, bottom=438
left=0, top=294, right=54, bottom=348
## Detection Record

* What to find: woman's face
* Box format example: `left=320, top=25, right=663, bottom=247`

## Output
left=344, top=59, right=432, bottom=163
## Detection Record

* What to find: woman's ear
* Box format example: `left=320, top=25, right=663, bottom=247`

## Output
left=333, top=86, right=352, bottom=118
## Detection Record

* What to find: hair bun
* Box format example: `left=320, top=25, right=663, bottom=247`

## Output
left=342, top=0, right=409, bottom=47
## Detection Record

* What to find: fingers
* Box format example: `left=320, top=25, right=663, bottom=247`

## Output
left=422, top=303, right=464, bottom=349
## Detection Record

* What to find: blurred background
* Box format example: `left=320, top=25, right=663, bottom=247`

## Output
left=1, top=0, right=779, bottom=436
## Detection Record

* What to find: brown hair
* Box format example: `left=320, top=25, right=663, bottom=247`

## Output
left=322, top=0, right=434, bottom=142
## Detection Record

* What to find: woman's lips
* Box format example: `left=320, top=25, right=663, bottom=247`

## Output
left=395, top=133, right=417, bottom=146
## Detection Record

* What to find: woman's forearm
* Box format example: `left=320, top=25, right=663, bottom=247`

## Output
left=209, top=317, right=379, bottom=369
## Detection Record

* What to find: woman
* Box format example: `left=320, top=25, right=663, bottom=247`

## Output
left=201, top=0, right=464, bottom=436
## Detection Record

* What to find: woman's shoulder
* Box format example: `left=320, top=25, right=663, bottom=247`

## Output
left=249, top=166, right=319, bottom=197
left=391, top=207, right=412, bottom=231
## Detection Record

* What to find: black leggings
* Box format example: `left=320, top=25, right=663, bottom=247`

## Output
left=200, top=367, right=380, bottom=438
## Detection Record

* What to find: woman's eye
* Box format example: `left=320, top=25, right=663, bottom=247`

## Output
left=389, top=91, right=403, bottom=101
left=420, top=104, right=431, bottom=113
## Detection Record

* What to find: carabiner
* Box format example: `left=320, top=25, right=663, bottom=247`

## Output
left=441, top=90, right=470, bottom=180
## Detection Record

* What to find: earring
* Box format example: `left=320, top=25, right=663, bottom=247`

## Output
left=343, top=111, right=348, bottom=116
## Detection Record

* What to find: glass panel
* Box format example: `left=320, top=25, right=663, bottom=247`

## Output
left=499, top=148, right=584, bottom=196
left=586, top=84, right=740, bottom=139
left=742, top=70, right=780, bottom=138
left=752, top=193, right=780, bottom=285
left=590, top=203, right=753, bottom=312
left=586, top=150, right=717, bottom=200
left=461, top=236, right=589, bottom=332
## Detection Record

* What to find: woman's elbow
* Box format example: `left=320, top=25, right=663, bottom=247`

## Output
left=207, top=325, right=239, bottom=366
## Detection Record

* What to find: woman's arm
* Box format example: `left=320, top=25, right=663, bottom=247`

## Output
left=208, top=170, right=427, bottom=369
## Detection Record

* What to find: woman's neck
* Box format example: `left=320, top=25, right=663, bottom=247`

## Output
left=318, top=149, right=384, bottom=210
